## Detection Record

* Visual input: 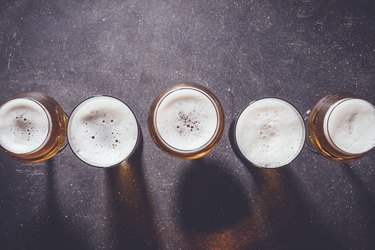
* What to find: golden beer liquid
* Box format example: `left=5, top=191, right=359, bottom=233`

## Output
left=308, top=92, right=370, bottom=162
left=0, top=92, right=67, bottom=163
left=148, top=83, right=224, bottom=159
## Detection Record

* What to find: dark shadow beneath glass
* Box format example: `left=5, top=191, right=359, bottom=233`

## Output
left=177, top=158, right=250, bottom=233
left=41, top=159, right=89, bottom=250
left=247, top=165, right=343, bottom=249
left=105, top=137, right=161, bottom=250
left=342, top=163, right=375, bottom=248
left=0, top=151, right=85, bottom=250
left=229, top=105, right=345, bottom=248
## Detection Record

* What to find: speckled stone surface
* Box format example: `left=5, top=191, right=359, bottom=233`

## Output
left=1, top=0, right=375, bottom=249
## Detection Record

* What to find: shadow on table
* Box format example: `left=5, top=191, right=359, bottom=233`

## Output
left=177, top=158, right=250, bottom=233
left=105, top=139, right=161, bottom=250
left=41, top=159, right=89, bottom=250
left=342, top=163, right=375, bottom=248
left=0, top=156, right=86, bottom=250
left=174, top=121, right=341, bottom=249
left=247, top=166, right=341, bottom=250
left=39, top=138, right=160, bottom=250
left=0, top=151, right=78, bottom=250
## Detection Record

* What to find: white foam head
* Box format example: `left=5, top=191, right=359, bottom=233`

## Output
left=68, top=96, right=139, bottom=167
left=0, top=98, right=50, bottom=154
left=324, top=98, right=375, bottom=154
left=155, top=88, right=218, bottom=151
left=235, top=98, right=305, bottom=168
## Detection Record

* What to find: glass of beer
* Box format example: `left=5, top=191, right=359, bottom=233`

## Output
left=233, top=98, right=305, bottom=168
left=307, top=92, right=375, bottom=161
left=0, top=92, right=68, bottom=163
left=67, top=95, right=140, bottom=168
left=148, top=83, right=224, bottom=159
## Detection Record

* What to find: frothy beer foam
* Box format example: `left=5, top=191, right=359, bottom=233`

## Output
left=68, top=96, right=138, bottom=167
left=156, top=88, right=218, bottom=151
left=235, top=98, right=305, bottom=168
left=0, top=98, right=50, bottom=154
left=324, top=98, right=375, bottom=154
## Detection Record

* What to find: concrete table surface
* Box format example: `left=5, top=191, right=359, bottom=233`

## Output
left=1, top=0, right=375, bottom=249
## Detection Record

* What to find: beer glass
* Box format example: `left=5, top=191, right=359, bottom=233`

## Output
left=233, top=97, right=305, bottom=168
left=306, top=92, right=375, bottom=161
left=148, top=83, right=224, bottom=159
left=67, top=95, right=141, bottom=168
left=0, top=92, right=68, bottom=163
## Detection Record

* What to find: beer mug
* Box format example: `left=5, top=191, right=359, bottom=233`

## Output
left=0, top=92, right=68, bottom=163
left=67, top=95, right=141, bottom=168
left=232, top=97, right=305, bottom=168
left=148, top=83, right=224, bottom=159
left=306, top=92, right=375, bottom=161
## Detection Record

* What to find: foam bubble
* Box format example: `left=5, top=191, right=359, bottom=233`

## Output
left=235, top=98, right=305, bottom=168
left=0, top=98, right=50, bottom=154
left=68, top=96, right=138, bottom=167
left=324, top=98, right=375, bottom=154
left=156, top=88, right=218, bottom=151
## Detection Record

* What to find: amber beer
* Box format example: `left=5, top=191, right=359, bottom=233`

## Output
left=148, top=83, right=224, bottom=159
left=308, top=92, right=375, bottom=161
left=0, top=92, right=67, bottom=163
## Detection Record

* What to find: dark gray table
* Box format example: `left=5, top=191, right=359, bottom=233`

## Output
left=1, top=0, right=375, bottom=249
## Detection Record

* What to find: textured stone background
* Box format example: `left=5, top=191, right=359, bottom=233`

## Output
left=1, top=0, right=375, bottom=249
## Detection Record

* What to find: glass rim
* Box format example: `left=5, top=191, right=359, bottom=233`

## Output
left=0, top=93, right=52, bottom=156
left=325, top=96, right=375, bottom=155
left=233, top=96, right=306, bottom=168
left=67, top=95, right=140, bottom=168
left=148, top=82, right=224, bottom=158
